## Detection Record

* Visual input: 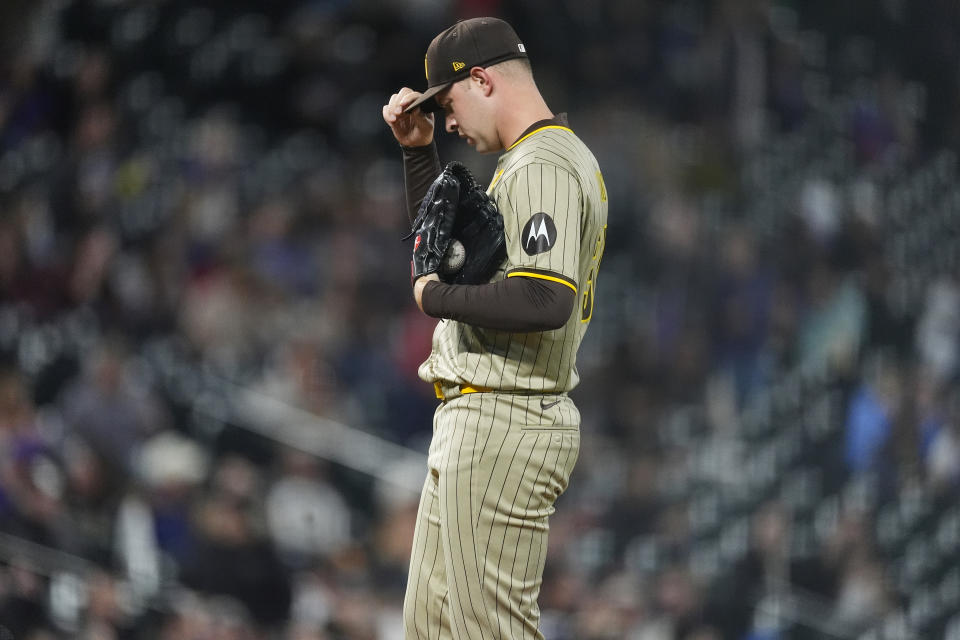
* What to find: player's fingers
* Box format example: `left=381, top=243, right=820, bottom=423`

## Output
left=383, top=101, right=407, bottom=125
left=388, top=88, right=414, bottom=109
left=385, top=92, right=404, bottom=119
left=387, top=91, right=404, bottom=107
left=397, top=90, right=423, bottom=112
left=385, top=89, right=420, bottom=122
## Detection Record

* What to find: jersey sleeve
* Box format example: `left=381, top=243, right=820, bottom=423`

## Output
left=492, top=162, right=581, bottom=294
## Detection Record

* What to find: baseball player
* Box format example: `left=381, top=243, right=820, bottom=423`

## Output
left=382, top=17, right=608, bottom=639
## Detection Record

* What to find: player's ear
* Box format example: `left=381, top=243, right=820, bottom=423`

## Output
left=470, top=67, right=494, bottom=97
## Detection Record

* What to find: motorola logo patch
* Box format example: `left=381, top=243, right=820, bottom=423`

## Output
left=521, top=213, right=557, bottom=255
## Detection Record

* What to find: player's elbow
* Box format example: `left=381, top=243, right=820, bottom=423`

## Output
left=543, top=288, right=576, bottom=330
left=515, top=276, right=577, bottom=331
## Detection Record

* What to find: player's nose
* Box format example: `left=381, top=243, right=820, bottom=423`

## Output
left=445, top=115, right=458, bottom=133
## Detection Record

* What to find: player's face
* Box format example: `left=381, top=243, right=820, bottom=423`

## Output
left=437, top=79, right=499, bottom=153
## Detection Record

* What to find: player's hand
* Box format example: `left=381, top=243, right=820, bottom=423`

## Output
left=414, top=273, right=440, bottom=312
left=383, top=87, right=435, bottom=148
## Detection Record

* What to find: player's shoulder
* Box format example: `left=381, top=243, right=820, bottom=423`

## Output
left=507, top=124, right=588, bottom=162
left=497, top=128, right=597, bottom=188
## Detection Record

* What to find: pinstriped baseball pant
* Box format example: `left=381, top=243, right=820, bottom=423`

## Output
left=403, top=391, right=580, bottom=640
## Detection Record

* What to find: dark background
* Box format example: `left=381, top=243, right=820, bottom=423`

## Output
left=1, top=1, right=958, bottom=638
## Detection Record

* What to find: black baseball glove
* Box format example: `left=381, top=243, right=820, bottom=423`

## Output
left=404, top=161, right=506, bottom=285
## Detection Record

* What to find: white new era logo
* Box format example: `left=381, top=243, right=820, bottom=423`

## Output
left=518, top=44, right=526, bottom=52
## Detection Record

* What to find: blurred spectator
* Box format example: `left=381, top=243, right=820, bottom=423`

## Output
left=799, top=177, right=840, bottom=248
left=247, top=197, right=319, bottom=297
left=0, top=563, right=54, bottom=638
left=75, top=570, right=131, bottom=639
left=136, top=430, right=209, bottom=563
left=0, top=368, right=37, bottom=444
left=794, top=508, right=866, bottom=603
left=573, top=574, right=637, bottom=639
left=603, top=453, right=662, bottom=557
left=916, top=277, right=960, bottom=383
left=256, top=337, right=342, bottom=418
left=638, top=565, right=705, bottom=640
left=178, top=256, right=262, bottom=368
left=0, top=373, right=70, bottom=549
left=844, top=352, right=902, bottom=477
left=0, top=212, right=69, bottom=314
left=58, top=336, right=168, bottom=473
left=925, top=419, right=960, bottom=491
left=61, top=436, right=122, bottom=563
left=265, top=448, right=352, bottom=568
left=286, top=624, right=332, bottom=640
left=158, top=590, right=260, bottom=640
left=708, top=0, right=775, bottom=154
left=181, top=112, right=242, bottom=246
left=708, top=502, right=790, bottom=638
left=795, top=257, right=867, bottom=375
left=179, top=484, right=292, bottom=630
left=68, top=224, right=118, bottom=306
left=538, top=564, right=587, bottom=640
left=325, top=584, right=381, bottom=640
left=287, top=569, right=335, bottom=635
left=830, top=548, right=894, bottom=634
left=921, top=386, right=960, bottom=491
left=709, top=225, right=774, bottom=404
left=54, top=101, right=122, bottom=237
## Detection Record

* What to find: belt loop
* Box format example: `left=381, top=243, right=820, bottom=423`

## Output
left=434, top=381, right=458, bottom=402
left=433, top=381, right=494, bottom=402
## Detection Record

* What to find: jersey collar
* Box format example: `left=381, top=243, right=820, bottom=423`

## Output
left=505, top=113, right=571, bottom=151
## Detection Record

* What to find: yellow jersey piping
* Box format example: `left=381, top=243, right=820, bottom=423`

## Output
left=506, top=125, right=574, bottom=151
left=507, top=270, right=578, bottom=293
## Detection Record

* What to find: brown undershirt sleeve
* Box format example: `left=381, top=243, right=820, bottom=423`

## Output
left=421, top=276, right=576, bottom=333
left=401, top=142, right=442, bottom=224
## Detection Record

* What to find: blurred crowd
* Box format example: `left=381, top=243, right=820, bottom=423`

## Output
left=1, top=0, right=959, bottom=639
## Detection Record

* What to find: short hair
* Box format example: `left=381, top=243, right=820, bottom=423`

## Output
left=490, top=57, right=533, bottom=81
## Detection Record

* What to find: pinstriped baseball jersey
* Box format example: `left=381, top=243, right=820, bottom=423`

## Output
left=418, top=124, right=608, bottom=393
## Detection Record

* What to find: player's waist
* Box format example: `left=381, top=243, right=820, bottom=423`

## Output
left=434, top=381, right=493, bottom=402
left=432, top=380, right=569, bottom=402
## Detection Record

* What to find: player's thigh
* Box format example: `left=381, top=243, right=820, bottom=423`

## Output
left=435, top=392, right=580, bottom=500
left=433, top=394, right=580, bottom=562
left=434, top=393, right=580, bottom=634
left=473, top=406, right=580, bottom=569
left=404, top=472, right=454, bottom=640
left=448, top=392, right=580, bottom=507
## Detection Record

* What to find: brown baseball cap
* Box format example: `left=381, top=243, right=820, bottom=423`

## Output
left=404, top=17, right=528, bottom=113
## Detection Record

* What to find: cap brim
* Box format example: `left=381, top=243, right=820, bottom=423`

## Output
left=403, top=83, right=450, bottom=114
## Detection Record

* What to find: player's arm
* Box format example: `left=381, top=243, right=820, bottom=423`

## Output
left=423, top=161, right=582, bottom=332
left=402, top=143, right=442, bottom=224
left=410, top=160, right=578, bottom=331
left=383, top=88, right=442, bottom=223
left=418, top=275, right=575, bottom=332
